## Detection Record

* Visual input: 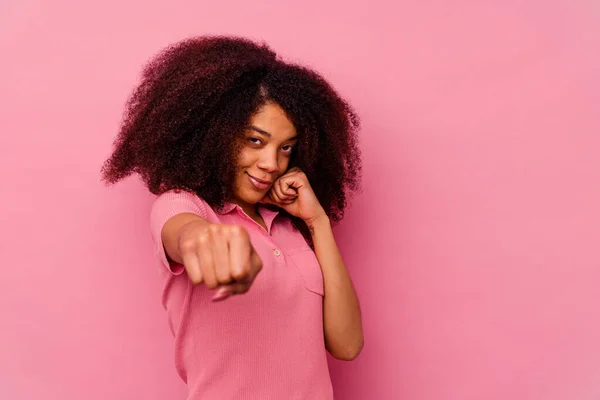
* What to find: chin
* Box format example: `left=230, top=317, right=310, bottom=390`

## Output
left=239, top=190, right=264, bottom=205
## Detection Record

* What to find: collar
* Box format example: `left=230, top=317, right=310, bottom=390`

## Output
left=216, top=202, right=238, bottom=215
left=217, top=202, right=281, bottom=233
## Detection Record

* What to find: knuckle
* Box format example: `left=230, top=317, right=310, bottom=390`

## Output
left=179, top=239, right=197, bottom=252
left=231, top=265, right=249, bottom=281
left=204, top=278, right=218, bottom=289
left=216, top=272, right=232, bottom=284
left=230, top=225, right=246, bottom=238
left=197, top=232, right=209, bottom=244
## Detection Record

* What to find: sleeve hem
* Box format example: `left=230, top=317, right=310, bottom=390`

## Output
left=149, top=190, right=209, bottom=275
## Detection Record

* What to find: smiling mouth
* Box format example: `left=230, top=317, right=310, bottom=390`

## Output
left=246, top=173, right=272, bottom=191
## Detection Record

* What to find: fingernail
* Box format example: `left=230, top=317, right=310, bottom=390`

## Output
left=212, top=287, right=231, bottom=302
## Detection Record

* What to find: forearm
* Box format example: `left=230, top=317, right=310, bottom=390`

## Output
left=161, top=212, right=210, bottom=264
left=307, top=215, right=364, bottom=360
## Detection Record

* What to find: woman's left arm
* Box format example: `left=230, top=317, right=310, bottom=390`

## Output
left=306, top=214, right=364, bottom=361
left=262, top=168, right=364, bottom=360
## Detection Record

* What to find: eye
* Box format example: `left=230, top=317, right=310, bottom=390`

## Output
left=281, top=144, right=295, bottom=154
left=248, top=137, right=263, bottom=145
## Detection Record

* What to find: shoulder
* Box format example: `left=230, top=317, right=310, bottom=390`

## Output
left=151, top=189, right=216, bottom=222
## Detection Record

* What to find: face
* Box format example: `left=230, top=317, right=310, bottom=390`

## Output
left=231, top=102, right=298, bottom=212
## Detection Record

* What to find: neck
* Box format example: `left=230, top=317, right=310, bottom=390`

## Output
left=230, top=198, right=269, bottom=232
left=232, top=199, right=259, bottom=219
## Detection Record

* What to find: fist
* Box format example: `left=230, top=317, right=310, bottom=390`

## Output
left=177, top=222, right=262, bottom=301
left=261, top=167, right=326, bottom=222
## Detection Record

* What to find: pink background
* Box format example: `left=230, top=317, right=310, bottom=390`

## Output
left=1, top=1, right=599, bottom=399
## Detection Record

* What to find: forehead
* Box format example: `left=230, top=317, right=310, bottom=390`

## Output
left=249, top=102, right=297, bottom=140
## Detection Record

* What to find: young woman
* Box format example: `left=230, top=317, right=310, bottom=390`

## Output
left=102, top=35, right=363, bottom=399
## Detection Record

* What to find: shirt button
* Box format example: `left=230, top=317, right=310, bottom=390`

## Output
left=273, top=249, right=281, bottom=256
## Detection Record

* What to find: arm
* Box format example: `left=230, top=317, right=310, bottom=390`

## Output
left=261, top=168, right=364, bottom=361
left=307, top=215, right=364, bottom=361
left=161, top=212, right=209, bottom=265
left=160, top=210, right=262, bottom=298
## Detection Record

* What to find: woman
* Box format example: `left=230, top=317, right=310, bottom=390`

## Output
left=102, top=35, right=363, bottom=399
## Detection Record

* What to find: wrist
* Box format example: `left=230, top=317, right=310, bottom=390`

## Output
left=304, top=211, right=330, bottom=228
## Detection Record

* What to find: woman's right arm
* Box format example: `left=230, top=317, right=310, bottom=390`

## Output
left=161, top=212, right=263, bottom=300
left=161, top=212, right=209, bottom=266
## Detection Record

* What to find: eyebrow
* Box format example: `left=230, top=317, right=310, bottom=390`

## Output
left=248, top=125, right=298, bottom=141
left=248, top=125, right=271, bottom=137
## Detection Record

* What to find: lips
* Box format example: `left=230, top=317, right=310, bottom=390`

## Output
left=246, top=173, right=272, bottom=191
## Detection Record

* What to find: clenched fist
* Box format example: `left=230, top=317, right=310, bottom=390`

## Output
left=177, top=221, right=263, bottom=301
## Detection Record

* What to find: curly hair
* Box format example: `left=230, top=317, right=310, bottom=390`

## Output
left=101, top=35, right=361, bottom=226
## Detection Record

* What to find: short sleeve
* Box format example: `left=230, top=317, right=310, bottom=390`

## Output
left=149, top=190, right=209, bottom=275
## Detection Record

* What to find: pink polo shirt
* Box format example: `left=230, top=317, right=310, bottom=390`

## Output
left=150, top=190, right=333, bottom=400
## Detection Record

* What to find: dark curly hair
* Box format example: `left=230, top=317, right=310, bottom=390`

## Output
left=101, top=35, right=361, bottom=229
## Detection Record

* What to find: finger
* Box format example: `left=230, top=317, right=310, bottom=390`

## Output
left=275, top=178, right=290, bottom=199
left=180, top=244, right=203, bottom=284
left=273, top=182, right=288, bottom=201
left=266, top=186, right=293, bottom=206
left=270, top=185, right=294, bottom=205
left=279, top=178, right=298, bottom=198
left=283, top=174, right=305, bottom=193
left=198, top=233, right=218, bottom=289
left=265, top=188, right=283, bottom=206
left=210, top=226, right=232, bottom=285
left=228, top=226, right=252, bottom=282
left=213, top=251, right=262, bottom=302
left=211, top=282, right=251, bottom=301
left=286, top=168, right=305, bottom=181
left=267, top=190, right=280, bottom=204
left=212, top=285, right=233, bottom=301
left=211, top=282, right=252, bottom=301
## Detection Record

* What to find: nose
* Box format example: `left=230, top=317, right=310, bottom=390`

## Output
left=256, top=147, right=279, bottom=173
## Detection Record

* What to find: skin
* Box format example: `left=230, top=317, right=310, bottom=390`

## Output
left=161, top=102, right=364, bottom=360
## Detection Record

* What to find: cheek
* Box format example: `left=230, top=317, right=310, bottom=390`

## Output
left=278, top=155, right=291, bottom=173
left=236, top=147, right=254, bottom=168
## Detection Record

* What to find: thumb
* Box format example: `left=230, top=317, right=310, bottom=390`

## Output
left=212, top=283, right=249, bottom=301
